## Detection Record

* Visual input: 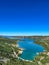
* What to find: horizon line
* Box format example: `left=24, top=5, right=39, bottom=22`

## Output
left=0, top=32, right=49, bottom=36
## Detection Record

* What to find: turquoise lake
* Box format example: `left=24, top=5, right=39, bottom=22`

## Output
left=5, top=36, right=45, bottom=61
left=18, top=38, right=45, bottom=60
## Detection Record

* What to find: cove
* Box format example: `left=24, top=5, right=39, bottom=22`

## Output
left=18, top=38, right=45, bottom=61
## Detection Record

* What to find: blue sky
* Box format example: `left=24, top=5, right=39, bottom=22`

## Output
left=0, top=0, right=49, bottom=36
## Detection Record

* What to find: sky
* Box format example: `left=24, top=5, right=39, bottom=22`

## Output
left=0, top=0, right=49, bottom=36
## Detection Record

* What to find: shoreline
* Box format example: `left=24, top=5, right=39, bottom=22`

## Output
left=16, top=40, right=46, bottom=63
left=16, top=43, right=33, bottom=62
left=16, top=43, right=45, bottom=62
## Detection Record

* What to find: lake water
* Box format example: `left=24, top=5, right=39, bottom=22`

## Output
left=18, top=38, right=45, bottom=60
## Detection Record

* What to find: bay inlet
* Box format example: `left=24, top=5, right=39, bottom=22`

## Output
left=18, top=38, right=45, bottom=61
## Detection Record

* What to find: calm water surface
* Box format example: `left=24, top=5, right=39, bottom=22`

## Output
left=6, top=36, right=45, bottom=60
left=18, top=38, right=45, bottom=60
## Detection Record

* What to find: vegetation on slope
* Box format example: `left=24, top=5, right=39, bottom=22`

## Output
left=0, top=36, right=49, bottom=65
